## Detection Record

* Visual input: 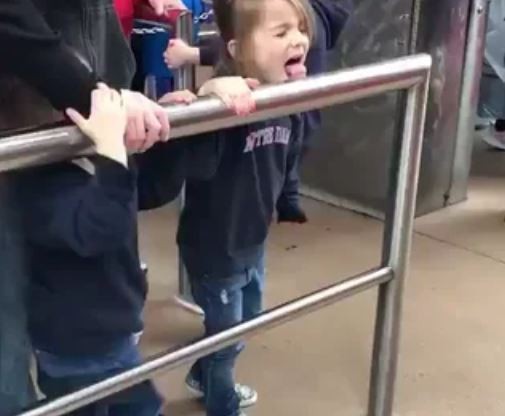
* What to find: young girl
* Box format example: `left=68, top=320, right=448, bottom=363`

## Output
left=164, top=0, right=352, bottom=224
left=169, top=0, right=315, bottom=415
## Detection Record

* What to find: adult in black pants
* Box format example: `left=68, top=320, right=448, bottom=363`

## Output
left=0, top=1, right=171, bottom=413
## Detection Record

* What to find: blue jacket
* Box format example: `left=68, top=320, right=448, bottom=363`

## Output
left=302, top=0, right=352, bottom=143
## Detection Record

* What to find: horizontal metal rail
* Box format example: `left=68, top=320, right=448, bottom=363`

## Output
left=0, top=54, right=430, bottom=173
left=10, top=53, right=431, bottom=416
left=21, top=268, right=392, bottom=416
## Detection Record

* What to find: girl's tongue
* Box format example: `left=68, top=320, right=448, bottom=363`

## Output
left=285, top=60, right=307, bottom=80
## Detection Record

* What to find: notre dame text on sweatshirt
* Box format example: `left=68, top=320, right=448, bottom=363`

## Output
left=177, top=116, right=302, bottom=279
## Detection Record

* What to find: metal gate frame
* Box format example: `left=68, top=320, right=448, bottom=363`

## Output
left=0, top=53, right=431, bottom=416
left=171, top=11, right=204, bottom=315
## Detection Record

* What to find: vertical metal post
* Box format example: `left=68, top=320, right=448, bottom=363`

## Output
left=173, top=11, right=203, bottom=315
left=367, top=73, right=430, bottom=415
left=448, top=0, right=490, bottom=204
left=143, top=33, right=159, bottom=98
left=174, top=11, right=196, bottom=92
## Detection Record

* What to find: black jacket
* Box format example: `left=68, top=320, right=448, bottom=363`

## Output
left=0, top=0, right=100, bottom=115
left=15, top=136, right=215, bottom=356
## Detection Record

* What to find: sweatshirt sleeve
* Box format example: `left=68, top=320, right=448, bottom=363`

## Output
left=198, top=35, right=221, bottom=67
left=136, top=140, right=187, bottom=210
left=18, top=156, right=137, bottom=258
left=0, top=0, right=98, bottom=114
left=136, top=132, right=223, bottom=211
left=310, top=0, right=352, bottom=50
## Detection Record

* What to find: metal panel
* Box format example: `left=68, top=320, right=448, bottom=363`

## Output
left=301, top=0, right=414, bottom=217
left=415, top=0, right=471, bottom=213
left=448, top=0, right=489, bottom=204
left=302, top=0, right=473, bottom=216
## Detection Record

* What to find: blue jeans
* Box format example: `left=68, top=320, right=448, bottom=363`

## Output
left=187, top=255, right=265, bottom=416
left=35, top=337, right=162, bottom=416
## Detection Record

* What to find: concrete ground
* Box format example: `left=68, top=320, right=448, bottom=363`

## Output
left=136, top=139, right=505, bottom=416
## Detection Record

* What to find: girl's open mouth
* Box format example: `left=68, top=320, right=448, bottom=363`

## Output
left=285, top=55, right=307, bottom=79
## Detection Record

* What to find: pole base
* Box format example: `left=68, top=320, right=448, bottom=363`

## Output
left=173, top=295, right=204, bottom=316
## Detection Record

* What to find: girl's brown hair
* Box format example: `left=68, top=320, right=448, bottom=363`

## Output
left=212, top=0, right=315, bottom=76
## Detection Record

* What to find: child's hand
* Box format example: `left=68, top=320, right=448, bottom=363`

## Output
left=148, top=0, right=187, bottom=14
left=198, top=77, right=260, bottom=116
left=66, top=83, right=128, bottom=167
left=158, top=90, right=198, bottom=105
left=164, top=39, right=199, bottom=69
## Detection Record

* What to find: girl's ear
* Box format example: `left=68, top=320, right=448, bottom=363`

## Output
left=227, top=39, right=238, bottom=59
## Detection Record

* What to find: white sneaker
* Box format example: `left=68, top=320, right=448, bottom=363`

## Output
left=234, top=384, right=258, bottom=408
left=185, top=377, right=258, bottom=408
left=185, top=376, right=204, bottom=399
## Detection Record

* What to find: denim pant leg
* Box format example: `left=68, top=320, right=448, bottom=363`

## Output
left=242, top=255, right=266, bottom=322
left=276, top=157, right=301, bottom=211
left=36, top=340, right=162, bottom=416
left=0, top=185, right=35, bottom=415
left=190, top=275, right=248, bottom=416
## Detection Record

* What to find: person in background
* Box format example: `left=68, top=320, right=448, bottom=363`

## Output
left=114, top=0, right=189, bottom=37
left=276, top=0, right=351, bottom=223
left=113, top=0, right=189, bottom=276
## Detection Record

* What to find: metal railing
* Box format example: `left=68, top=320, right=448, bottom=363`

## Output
left=172, top=12, right=202, bottom=314
left=6, top=53, right=431, bottom=416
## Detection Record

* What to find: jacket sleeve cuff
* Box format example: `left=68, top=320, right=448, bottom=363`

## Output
left=93, top=156, right=136, bottom=193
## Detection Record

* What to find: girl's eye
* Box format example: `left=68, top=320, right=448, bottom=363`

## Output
left=275, top=31, right=287, bottom=38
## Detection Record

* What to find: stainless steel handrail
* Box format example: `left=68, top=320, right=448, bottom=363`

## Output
left=0, top=54, right=429, bottom=172
left=11, top=53, right=431, bottom=416
left=21, top=268, right=392, bottom=416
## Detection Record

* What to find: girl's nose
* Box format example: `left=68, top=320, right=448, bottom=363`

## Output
left=290, top=30, right=308, bottom=48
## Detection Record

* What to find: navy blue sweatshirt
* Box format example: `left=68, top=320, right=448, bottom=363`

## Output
left=15, top=137, right=212, bottom=356
left=16, top=157, right=142, bottom=356
left=177, top=117, right=302, bottom=279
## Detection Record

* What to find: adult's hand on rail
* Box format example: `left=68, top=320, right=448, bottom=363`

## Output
left=120, top=90, right=171, bottom=153
left=198, top=77, right=260, bottom=116
left=147, top=0, right=188, bottom=15
left=66, top=84, right=128, bottom=167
